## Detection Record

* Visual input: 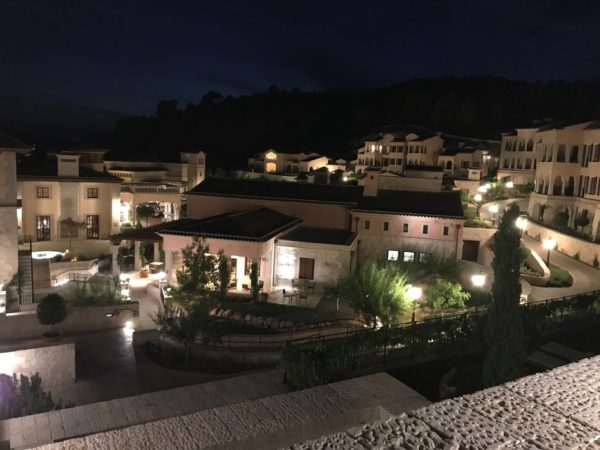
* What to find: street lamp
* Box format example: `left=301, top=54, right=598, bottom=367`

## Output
left=543, top=237, right=556, bottom=267
left=515, top=216, right=527, bottom=237
left=471, top=273, right=486, bottom=288
left=473, top=193, right=483, bottom=216
left=407, top=285, right=422, bottom=322
left=489, top=204, right=499, bottom=228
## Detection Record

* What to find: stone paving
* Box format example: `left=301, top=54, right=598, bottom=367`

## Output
left=0, top=369, right=290, bottom=449
left=296, top=355, right=600, bottom=449
left=23, top=372, right=429, bottom=450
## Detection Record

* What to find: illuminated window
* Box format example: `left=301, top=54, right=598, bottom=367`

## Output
left=86, top=215, right=100, bottom=239
left=265, top=151, right=277, bottom=160
left=36, top=187, right=50, bottom=198
left=419, top=252, right=431, bottom=264
left=387, top=250, right=398, bottom=261
left=403, top=251, right=415, bottom=263
left=36, top=216, right=51, bottom=241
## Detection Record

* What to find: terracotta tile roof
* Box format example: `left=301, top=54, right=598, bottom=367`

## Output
left=189, top=178, right=363, bottom=205
left=354, top=190, right=464, bottom=218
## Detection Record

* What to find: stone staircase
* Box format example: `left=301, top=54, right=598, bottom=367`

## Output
left=17, top=251, right=33, bottom=307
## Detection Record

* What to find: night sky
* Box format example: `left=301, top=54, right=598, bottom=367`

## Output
left=1, top=0, right=599, bottom=114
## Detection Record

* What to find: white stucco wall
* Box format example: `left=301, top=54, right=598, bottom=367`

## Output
left=274, top=240, right=355, bottom=285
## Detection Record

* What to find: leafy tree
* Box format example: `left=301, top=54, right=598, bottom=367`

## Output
left=574, top=213, right=590, bottom=231
left=154, top=301, right=221, bottom=366
left=249, top=262, right=260, bottom=303
left=36, top=294, right=67, bottom=335
left=173, top=236, right=224, bottom=307
left=423, top=279, right=470, bottom=312
left=136, top=203, right=155, bottom=227
left=329, top=262, right=411, bottom=328
left=155, top=237, right=229, bottom=365
left=0, top=374, right=58, bottom=420
left=482, top=204, right=527, bottom=387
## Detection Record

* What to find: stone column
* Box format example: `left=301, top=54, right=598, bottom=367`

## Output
left=111, top=244, right=120, bottom=276
left=134, top=241, right=141, bottom=271
left=153, top=242, right=160, bottom=262
left=236, top=257, right=246, bottom=291
left=164, top=250, right=173, bottom=284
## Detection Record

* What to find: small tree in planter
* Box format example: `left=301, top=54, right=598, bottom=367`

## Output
left=574, top=213, right=590, bottom=232
left=36, top=294, right=67, bottom=337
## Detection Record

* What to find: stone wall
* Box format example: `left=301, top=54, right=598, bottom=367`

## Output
left=0, top=302, right=139, bottom=340
left=0, top=206, right=19, bottom=286
left=462, top=227, right=496, bottom=265
left=0, top=342, right=75, bottom=388
left=525, top=220, right=600, bottom=266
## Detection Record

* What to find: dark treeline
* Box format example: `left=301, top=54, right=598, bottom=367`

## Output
left=110, top=77, right=600, bottom=169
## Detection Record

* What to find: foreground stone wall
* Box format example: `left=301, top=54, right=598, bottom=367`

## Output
left=0, top=342, right=75, bottom=388
left=0, top=302, right=139, bottom=340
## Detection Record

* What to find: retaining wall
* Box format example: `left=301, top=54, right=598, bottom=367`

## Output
left=0, top=302, right=139, bottom=340
left=526, top=221, right=600, bottom=267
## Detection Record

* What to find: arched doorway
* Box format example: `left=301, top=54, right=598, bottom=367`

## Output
left=552, top=176, right=563, bottom=196
left=445, top=161, right=453, bottom=170
left=565, top=177, right=575, bottom=196
left=266, top=162, right=277, bottom=173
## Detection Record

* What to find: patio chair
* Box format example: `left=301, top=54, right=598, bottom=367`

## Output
left=291, top=278, right=299, bottom=288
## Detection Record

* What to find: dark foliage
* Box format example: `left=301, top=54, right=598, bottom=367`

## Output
left=0, top=374, right=58, bottom=420
left=109, top=78, right=600, bottom=169
left=482, top=205, right=527, bottom=387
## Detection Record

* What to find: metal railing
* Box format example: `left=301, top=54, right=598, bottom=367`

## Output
left=196, top=290, right=600, bottom=351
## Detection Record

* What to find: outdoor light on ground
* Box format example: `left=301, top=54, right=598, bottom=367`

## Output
left=505, top=181, right=514, bottom=188
left=407, top=285, right=422, bottom=322
left=471, top=273, right=486, bottom=288
left=543, top=237, right=557, bottom=266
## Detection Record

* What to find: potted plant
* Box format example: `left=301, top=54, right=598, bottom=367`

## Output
left=36, top=293, right=67, bottom=339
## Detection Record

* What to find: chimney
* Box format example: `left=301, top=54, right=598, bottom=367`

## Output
left=362, top=169, right=379, bottom=197
left=57, top=154, right=80, bottom=177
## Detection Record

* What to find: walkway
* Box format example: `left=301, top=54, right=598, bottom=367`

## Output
left=522, top=235, right=600, bottom=302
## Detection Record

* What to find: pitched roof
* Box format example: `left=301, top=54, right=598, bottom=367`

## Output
left=440, top=147, right=478, bottom=156
left=17, top=160, right=121, bottom=182
left=353, top=190, right=464, bottom=218
left=363, top=124, right=439, bottom=142
left=279, top=227, right=357, bottom=246
left=158, top=207, right=301, bottom=242
left=0, top=131, right=31, bottom=152
left=189, top=178, right=363, bottom=205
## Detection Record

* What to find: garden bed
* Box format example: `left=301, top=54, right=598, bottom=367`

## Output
left=220, top=297, right=310, bottom=317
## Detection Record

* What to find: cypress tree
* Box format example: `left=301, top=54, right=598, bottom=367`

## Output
left=482, top=204, right=527, bottom=387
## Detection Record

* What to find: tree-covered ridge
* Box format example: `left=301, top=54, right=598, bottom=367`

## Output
left=110, top=77, right=600, bottom=168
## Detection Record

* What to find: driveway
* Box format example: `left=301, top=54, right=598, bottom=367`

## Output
left=521, top=235, right=600, bottom=302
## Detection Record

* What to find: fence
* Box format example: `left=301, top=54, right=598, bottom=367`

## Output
left=279, top=290, right=600, bottom=388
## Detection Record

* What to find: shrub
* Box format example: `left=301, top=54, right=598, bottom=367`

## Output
left=552, top=211, right=569, bottom=228
left=0, top=374, right=59, bottom=420
left=423, top=279, right=470, bottom=311
left=548, top=268, right=573, bottom=287
left=36, top=294, right=67, bottom=335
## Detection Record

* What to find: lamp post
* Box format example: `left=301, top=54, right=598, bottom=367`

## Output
left=473, top=193, right=483, bottom=217
left=407, top=285, right=422, bottom=322
left=515, top=216, right=527, bottom=237
left=543, top=237, right=556, bottom=267
left=489, top=204, right=499, bottom=228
